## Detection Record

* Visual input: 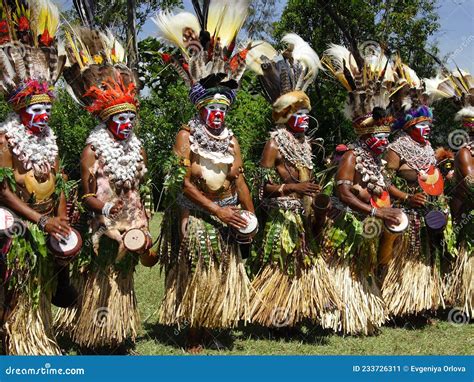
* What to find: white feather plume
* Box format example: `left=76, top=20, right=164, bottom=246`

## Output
left=282, top=33, right=322, bottom=80
left=245, top=41, right=278, bottom=75
left=401, top=63, right=421, bottom=89
left=323, top=43, right=358, bottom=75
left=206, top=0, right=249, bottom=47
left=423, top=74, right=454, bottom=101
left=152, top=11, right=200, bottom=52
left=455, top=105, right=474, bottom=120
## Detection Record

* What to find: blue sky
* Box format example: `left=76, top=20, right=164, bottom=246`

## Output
left=59, top=0, right=474, bottom=72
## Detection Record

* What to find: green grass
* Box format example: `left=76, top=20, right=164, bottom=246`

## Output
left=65, top=214, right=474, bottom=355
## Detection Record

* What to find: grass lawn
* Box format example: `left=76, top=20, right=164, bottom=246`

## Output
left=65, top=214, right=474, bottom=355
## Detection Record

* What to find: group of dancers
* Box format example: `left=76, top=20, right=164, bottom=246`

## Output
left=0, top=0, right=471, bottom=355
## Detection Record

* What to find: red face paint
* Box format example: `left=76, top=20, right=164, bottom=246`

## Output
left=409, top=122, right=431, bottom=145
left=199, top=103, right=227, bottom=130
left=106, top=111, right=136, bottom=140
left=365, top=133, right=389, bottom=155
left=286, top=109, right=309, bottom=133
left=19, top=103, right=52, bottom=134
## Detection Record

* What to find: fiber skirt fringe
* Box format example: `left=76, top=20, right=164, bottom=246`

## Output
left=381, top=230, right=445, bottom=317
left=4, top=292, right=61, bottom=355
left=55, top=268, right=140, bottom=349
left=444, top=243, right=473, bottom=318
left=248, top=207, right=341, bottom=328
left=159, top=215, right=251, bottom=329
left=250, top=260, right=341, bottom=328
left=322, top=260, right=387, bottom=336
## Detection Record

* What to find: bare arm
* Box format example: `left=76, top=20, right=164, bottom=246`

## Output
left=385, top=148, right=409, bottom=201
left=385, top=147, right=427, bottom=207
left=336, top=150, right=401, bottom=225
left=260, top=139, right=319, bottom=197
left=336, top=150, right=373, bottom=215
left=81, top=145, right=108, bottom=214
left=456, top=147, right=474, bottom=180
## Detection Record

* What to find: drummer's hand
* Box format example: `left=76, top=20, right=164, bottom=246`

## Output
left=288, top=182, right=320, bottom=196
left=45, top=216, right=71, bottom=241
left=408, top=193, right=427, bottom=208
left=110, top=200, right=124, bottom=217
left=376, top=208, right=401, bottom=226
left=216, top=206, right=248, bottom=229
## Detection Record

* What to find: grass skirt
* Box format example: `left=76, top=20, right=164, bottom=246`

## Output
left=250, top=261, right=341, bottom=328
left=249, top=207, right=340, bottom=328
left=321, top=212, right=388, bottom=335
left=55, top=234, right=140, bottom=349
left=381, top=212, right=445, bottom=317
left=444, top=243, right=473, bottom=318
left=323, top=259, right=387, bottom=335
left=159, top=214, right=251, bottom=329
left=4, top=292, right=61, bottom=355
left=55, top=267, right=140, bottom=349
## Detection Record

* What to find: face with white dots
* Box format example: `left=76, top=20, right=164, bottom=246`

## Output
left=107, top=111, right=136, bottom=140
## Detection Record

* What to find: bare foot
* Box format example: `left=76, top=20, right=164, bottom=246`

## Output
left=187, top=344, right=203, bottom=354
left=186, top=328, right=204, bottom=354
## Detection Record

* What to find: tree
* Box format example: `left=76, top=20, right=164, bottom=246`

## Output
left=245, top=0, right=279, bottom=40
left=272, top=0, right=442, bottom=155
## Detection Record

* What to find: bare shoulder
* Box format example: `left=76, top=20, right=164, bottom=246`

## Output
left=81, top=144, right=96, bottom=167
left=340, top=149, right=356, bottom=165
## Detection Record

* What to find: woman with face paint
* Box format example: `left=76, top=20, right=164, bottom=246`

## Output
left=320, top=42, right=404, bottom=335
left=153, top=1, right=255, bottom=352
left=381, top=61, right=453, bottom=320
left=244, top=34, right=341, bottom=329
left=53, top=27, right=151, bottom=351
left=0, top=0, right=75, bottom=354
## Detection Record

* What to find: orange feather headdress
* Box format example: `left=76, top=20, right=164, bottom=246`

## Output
left=0, top=0, right=64, bottom=110
left=63, top=26, right=139, bottom=121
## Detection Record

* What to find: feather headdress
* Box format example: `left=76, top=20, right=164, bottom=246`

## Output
left=62, top=26, right=138, bottom=121
left=424, top=68, right=474, bottom=129
left=152, top=0, right=250, bottom=107
left=246, top=33, right=321, bottom=123
left=0, top=0, right=64, bottom=110
left=390, top=57, right=450, bottom=131
left=322, top=41, right=394, bottom=135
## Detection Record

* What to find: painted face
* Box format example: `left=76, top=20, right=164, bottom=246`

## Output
left=409, top=121, right=431, bottom=144
left=287, top=109, right=309, bottom=133
left=19, top=103, right=52, bottom=134
left=365, top=133, right=389, bottom=155
left=107, top=111, right=136, bottom=140
left=199, top=103, right=227, bottom=130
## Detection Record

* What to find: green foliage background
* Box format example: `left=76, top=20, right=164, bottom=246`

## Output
left=0, top=0, right=462, bottom=208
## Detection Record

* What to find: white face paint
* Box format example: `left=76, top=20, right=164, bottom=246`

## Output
left=287, top=108, right=310, bottom=133
left=200, top=103, right=228, bottom=130
left=107, top=111, right=137, bottom=140
left=22, top=103, right=52, bottom=133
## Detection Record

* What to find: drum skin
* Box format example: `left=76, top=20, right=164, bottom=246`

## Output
left=123, top=228, right=147, bottom=253
left=47, top=228, right=83, bottom=264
